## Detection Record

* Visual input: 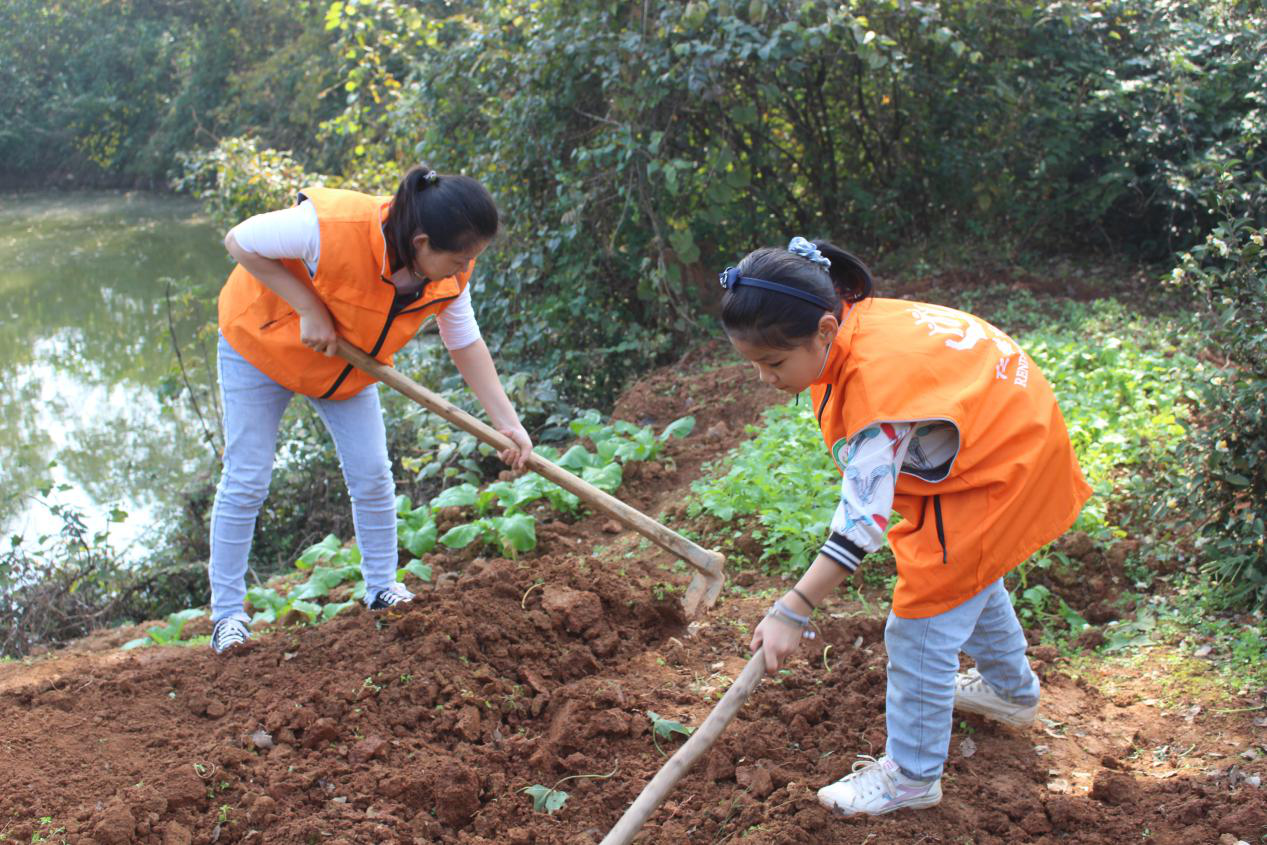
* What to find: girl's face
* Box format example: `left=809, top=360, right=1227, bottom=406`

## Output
left=728, top=314, right=839, bottom=394
left=411, top=235, right=490, bottom=281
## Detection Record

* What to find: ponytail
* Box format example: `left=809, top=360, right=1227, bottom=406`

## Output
left=814, top=240, right=873, bottom=304
left=720, top=239, right=873, bottom=349
left=385, top=164, right=499, bottom=272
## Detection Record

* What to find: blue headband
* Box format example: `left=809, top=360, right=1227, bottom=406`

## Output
left=718, top=266, right=834, bottom=311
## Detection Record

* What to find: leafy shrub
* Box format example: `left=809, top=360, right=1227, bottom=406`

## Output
left=0, top=487, right=206, bottom=658
left=175, top=136, right=325, bottom=232
left=0, top=0, right=339, bottom=187
left=1170, top=166, right=1267, bottom=607
left=151, top=0, right=1265, bottom=408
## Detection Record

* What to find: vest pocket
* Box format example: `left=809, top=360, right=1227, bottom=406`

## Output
left=259, top=310, right=297, bottom=332
left=933, top=494, right=947, bottom=564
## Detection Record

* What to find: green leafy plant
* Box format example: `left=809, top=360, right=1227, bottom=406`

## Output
left=431, top=413, right=690, bottom=557
left=439, top=513, right=537, bottom=559
left=399, top=560, right=433, bottom=584
left=569, top=410, right=694, bottom=464
left=647, top=710, right=694, bottom=756
left=687, top=400, right=838, bottom=570
left=520, top=783, right=570, bottom=815
left=122, top=608, right=205, bottom=650
left=244, top=586, right=323, bottom=626
left=519, top=763, right=619, bottom=814
left=396, top=495, right=438, bottom=556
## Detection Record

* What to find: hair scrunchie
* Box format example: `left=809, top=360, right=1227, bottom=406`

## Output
left=787, top=236, right=831, bottom=269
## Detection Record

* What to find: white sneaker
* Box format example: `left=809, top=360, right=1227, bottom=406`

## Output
left=953, top=667, right=1037, bottom=727
left=817, top=755, right=942, bottom=817
left=367, top=582, right=415, bottom=611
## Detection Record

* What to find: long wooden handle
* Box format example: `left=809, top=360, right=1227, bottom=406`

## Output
left=600, top=650, right=766, bottom=845
left=336, top=339, right=724, bottom=581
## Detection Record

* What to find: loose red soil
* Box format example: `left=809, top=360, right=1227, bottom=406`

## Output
left=2, top=341, right=1264, bottom=845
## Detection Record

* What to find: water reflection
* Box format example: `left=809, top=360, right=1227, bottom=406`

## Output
left=0, top=192, right=228, bottom=555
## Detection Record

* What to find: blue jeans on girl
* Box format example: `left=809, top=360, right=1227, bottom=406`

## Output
left=208, top=335, right=398, bottom=623
left=884, top=578, right=1039, bottom=780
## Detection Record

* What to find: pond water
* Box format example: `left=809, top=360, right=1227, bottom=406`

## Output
left=0, top=191, right=228, bottom=557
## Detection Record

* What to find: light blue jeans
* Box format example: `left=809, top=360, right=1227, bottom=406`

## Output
left=209, top=335, right=398, bottom=622
left=884, top=578, right=1039, bottom=781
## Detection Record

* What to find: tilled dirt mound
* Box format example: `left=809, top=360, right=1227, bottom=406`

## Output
left=2, top=343, right=1264, bottom=845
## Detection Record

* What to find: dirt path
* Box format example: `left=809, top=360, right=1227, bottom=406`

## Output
left=2, top=342, right=1264, bottom=845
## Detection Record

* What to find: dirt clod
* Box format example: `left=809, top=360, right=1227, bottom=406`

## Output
left=92, top=802, right=135, bottom=845
left=1090, top=770, right=1140, bottom=805
left=735, top=765, right=774, bottom=799
left=348, top=735, right=387, bottom=764
left=541, top=585, right=603, bottom=633
left=161, top=821, right=192, bottom=845
left=434, top=761, right=481, bottom=828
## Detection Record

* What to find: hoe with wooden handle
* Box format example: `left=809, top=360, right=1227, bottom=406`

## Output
left=600, top=649, right=767, bottom=845
left=336, top=339, right=726, bottom=617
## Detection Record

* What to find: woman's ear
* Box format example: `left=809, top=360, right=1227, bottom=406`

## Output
left=411, top=233, right=430, bottom=256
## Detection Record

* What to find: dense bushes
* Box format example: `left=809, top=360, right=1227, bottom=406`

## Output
left=0, top=0, right=340, bottom=186
left=0, top=497, right=207, bottom=657
left=1172, top=167, right=1267, bottom=606
left=180, top=0, right=1264, bottom=403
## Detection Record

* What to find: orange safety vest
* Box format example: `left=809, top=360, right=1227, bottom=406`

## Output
left=810, top=298, right=1092, bottom=618
left=218, top=186, right=472, bottom=400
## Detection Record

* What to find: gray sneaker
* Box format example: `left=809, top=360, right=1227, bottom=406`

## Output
left=210, top=618, right=251, bottom=654
left=366, top=582, right=415, bottom=611
left=953, top=668, right=1037, bottom=726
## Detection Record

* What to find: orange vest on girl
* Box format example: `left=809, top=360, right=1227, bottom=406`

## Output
left=810, top=298, right=1092, bottom=618
left=218, top=186, right=472, bottom=400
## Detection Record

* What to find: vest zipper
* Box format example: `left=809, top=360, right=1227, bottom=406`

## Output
left=933, top=493, right=947, bottom=564
left=816, top=384, right=833, bottom=427
left=319, top=287, right=460, bottom=400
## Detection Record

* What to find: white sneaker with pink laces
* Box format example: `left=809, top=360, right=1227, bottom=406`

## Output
left=817, top=755, right=942, bottom=817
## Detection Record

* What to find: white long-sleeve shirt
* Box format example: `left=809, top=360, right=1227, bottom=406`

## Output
left=230, top=201, right=483, bottom=350
left=819, top=420, right=960, bottom=571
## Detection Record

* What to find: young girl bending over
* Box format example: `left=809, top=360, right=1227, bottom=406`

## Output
left=724, top=238, right=1090, bottom=817
left=209, top=166, right=532, bottom=654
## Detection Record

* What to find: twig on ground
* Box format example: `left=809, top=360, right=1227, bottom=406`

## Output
left=521, top=581, right=544, bottom=609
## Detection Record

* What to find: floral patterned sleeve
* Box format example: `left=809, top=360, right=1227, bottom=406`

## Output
left=819, top=422, right=916, bottom=572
